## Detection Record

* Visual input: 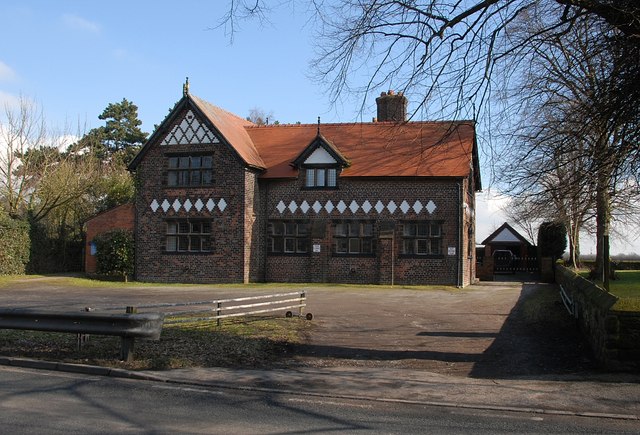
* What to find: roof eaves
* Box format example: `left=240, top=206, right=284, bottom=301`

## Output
left=189, top=95, right=266, bottom=170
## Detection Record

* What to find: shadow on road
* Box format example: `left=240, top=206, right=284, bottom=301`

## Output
left=468, top=283, right=598, bottom=379
left=292, top=281, right=607, bottom=380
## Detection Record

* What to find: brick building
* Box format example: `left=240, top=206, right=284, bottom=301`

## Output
left=84, top=203, right=135, bottom=274
left=126, top=88, right=481, bottom=286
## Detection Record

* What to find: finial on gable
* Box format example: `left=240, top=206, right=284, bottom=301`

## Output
left=183, top=77, right=190, bottom=97
left=317, top=116, right=321, bottom=135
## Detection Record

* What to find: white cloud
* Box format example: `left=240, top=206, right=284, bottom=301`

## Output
left=474, top=190, right=640, bottom=255
left=62, top=13, right=100, bottom=34
left=475, top=189, right=511, bottom=243
left=0, top=91, right=20, bottom=110
left=0, top=61, right=17, bottom=82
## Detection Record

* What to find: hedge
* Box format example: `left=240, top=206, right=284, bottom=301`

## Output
left=0, top=216, right=30, bottom=275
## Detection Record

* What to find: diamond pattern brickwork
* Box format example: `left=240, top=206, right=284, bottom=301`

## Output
left=272, top=198, right=438, bottom=216
left=161, top=110, right=220, bottom=145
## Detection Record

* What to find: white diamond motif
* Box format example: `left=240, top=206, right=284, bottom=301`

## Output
left=374, top=200, right=385, bottom=214
left=387, top=200, right=397, bottom=214
left=324, top=200, right=335, bottom=213
left=161, top=199, right=170, bottom=212
left=288, top=201, right=298, bottom=213
left=172, top=199, right=182, bottom=212
left=300, top=201, right=310, bottom=214
left=161, top=110, right=220, bottom=146
left=206, top=198, right=216, bottom=212
left=361, top=200, right=372, bottom=214
left=194, top=198, right=204, bottom=212
left=150, top=199, right=159, bottom=212
left=413, top=200, right=423, bottom=214
left=218, top=198, right=227, bottom=212
left=276, top=201, right=286, bottom=214
left=336, top=200, right=347, bottom=214
left=400, top=200, right=410, bottom=214
left=426, top=200, right=437, bottom=214
left=183, top=198, right=193, bottom=212
left=312, top=201, right=322, bottom=214
left=349, top=200, right=359, bottom=214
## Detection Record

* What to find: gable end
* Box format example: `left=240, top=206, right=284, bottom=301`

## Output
left=292, top=133, right=350, bottom=168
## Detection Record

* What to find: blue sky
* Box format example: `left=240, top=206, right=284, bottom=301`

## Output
left=0, top=1, right=347, bottom=128
left=1, top=1, right=637, bottom=254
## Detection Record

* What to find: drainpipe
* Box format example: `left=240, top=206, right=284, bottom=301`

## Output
left=457, top=181, right=463, bottom=288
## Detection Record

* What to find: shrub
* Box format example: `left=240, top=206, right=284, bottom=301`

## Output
left=0, top=216, right=30, bottom=275
left=94, top=229, right=134, bottom=281
left=537, top=221, right=567, bottom=261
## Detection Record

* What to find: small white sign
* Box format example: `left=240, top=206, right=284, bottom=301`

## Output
left=448, top=247, right=456, bottom=256
left=313, top=244, right=321, bottom=253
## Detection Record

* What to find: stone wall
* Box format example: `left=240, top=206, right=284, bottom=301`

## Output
left=556, top=266, right=640, bottom=371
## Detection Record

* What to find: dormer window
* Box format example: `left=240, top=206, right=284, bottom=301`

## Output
left=292, top=132, right=350, bottom=190
left=305, top=167, right=338, bottom=188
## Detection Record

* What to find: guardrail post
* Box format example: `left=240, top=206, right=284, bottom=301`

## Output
left=216, top=302, right=222, bottom=327
left=76, top=333, right=89, bottom=351
left=121, top=306, right=138, bottom=361
left=121, top=337, right=135, bottom=362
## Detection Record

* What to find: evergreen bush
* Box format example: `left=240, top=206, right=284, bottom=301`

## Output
left=94, top=229, right=134, bottom=281
left=537, top=221, right=567, bottom=261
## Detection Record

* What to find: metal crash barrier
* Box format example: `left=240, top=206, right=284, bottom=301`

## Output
left=0, top=308, right=164, bottom=362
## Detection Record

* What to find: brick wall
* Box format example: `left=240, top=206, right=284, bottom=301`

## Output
left=261, top=176, right=471, bottom=286
left=133, top=107, right=248, bottom=283
left=85, top=203, right=135, bottom=273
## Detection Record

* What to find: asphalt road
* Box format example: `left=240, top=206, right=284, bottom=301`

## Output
left=1, top=366, right=638, bottom=434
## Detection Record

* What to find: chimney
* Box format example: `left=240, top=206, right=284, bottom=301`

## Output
left=376, top=90, right=407, bottom=122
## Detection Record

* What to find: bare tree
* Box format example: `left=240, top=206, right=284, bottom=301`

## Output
left=0, top=96, right=49, bottom=218
left=247, top=107, right=275, bottom=125
left=503, top=14, right=639, bottom=274
left=219, top=1, right=640, bottom=273
left=0, top=96, right=101, bottom=222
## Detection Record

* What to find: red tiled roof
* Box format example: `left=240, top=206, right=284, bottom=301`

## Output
left=245, top=121, right=475, bottom=179
left=131, top=94, right=478, bottom=184
left=190, top=95, right=266, bottom=169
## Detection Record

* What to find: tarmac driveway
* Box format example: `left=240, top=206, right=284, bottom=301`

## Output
left=0, top=276, right=596, bottom=379
left=297, top=280, right=596, bottom=378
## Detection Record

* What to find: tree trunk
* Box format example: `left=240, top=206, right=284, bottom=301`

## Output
left=567, top=221, right=581, bottom=269
left=593, top=161, right=611, bottom=285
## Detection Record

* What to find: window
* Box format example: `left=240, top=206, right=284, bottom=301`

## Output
left=268, top=221, right=310, bottom=254
left=333, top=221, right=375, bottom=255
left=166, top=219, right=212, bottom=252
left=167, top=155, right=213, bottom=187
left=305, top=167, right=337, bottom=188
left=401, top=221, right=442, bottom=256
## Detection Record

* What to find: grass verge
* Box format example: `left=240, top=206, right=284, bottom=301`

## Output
left=0, top=316, right=312, bottom=370
left=578, top=270, right=640, bottom=312
left=0, top=273, right=460, bottom=293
